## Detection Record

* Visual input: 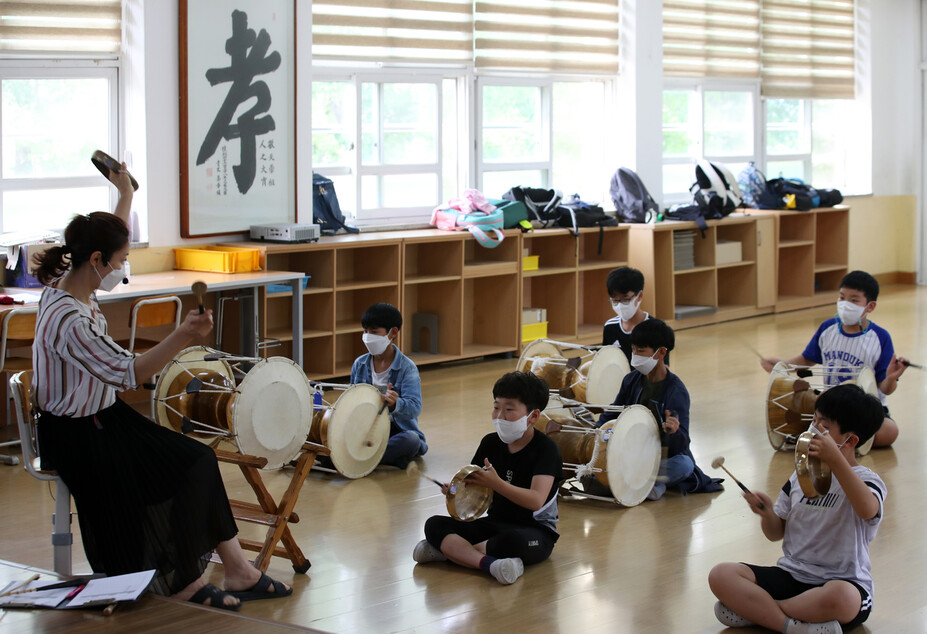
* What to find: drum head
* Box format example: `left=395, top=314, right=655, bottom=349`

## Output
left=584, top=345, right=630, bottom=404
left=605, top=405, right=661, bottom=506
left=154, top=346, right=234, bottom=433
left=327, top=384, right=390, bottom=479
left=516, top=340, right=562, bottom=373
left=446, top=465, right=492, bottom=521
left=232, top=357, right=313, bottom=469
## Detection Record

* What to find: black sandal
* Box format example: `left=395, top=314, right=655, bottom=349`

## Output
left=227, top=573, right=293, bottom=602
left=189, top=583, right=241, bottom=611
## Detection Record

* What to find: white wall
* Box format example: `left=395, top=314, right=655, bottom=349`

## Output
left=869, top=0, right=921, bottom=197
left=135, top=1, right=924, bottom=248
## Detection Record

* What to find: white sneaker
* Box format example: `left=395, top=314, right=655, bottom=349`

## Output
left=412, top=539, right=447, bottom=563
left=785, top=618, right=842, bottom=634
left=713, top=601, right=753, bottom=627
left=489, top=557, right=524, bottom=585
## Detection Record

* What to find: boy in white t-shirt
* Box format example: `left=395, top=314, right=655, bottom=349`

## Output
left=708, top=383, right=886, bottom=633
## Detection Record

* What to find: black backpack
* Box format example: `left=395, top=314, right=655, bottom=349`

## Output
left=312, top=173, right=359, bottom=235
left=663, top=203, right=715, bottom=236
left=556, top=200, right=618, bottom=240
left=767, top=178, right=819, bottom=211
left=502, top=186, right=563, bottom=226
left=609, top=167, right=658, bottom=223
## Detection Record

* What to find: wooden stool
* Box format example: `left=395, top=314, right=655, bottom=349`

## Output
left=210, top=441, right=326, bottom=574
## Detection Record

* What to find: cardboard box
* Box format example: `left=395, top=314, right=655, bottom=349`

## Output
left=522, top=307, right=547, bottom=325
left=715, top=240, right=742, bottom=265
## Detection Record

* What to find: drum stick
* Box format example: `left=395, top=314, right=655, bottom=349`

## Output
left=191, top=281, right=207, bottom=314
left=711, top=456, right=764, bottom=510
left=737, top=338, right=764, bottom=360
left=0, top=573, right=40, bottom=598
left=405, top=461, right=446, bottom=488
left=902, top=360, right=923, bottom=369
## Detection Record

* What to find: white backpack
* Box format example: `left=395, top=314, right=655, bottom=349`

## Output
left=691, top=160, right=743, bottom=215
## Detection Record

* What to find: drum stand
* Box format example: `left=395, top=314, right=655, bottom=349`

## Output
left=211, top=441, right=328, bottom=574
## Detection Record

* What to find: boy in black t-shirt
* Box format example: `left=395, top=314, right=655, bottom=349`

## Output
left=413, top=372, right=562, bottom=585
left=603, top=266, right=669, bottom=365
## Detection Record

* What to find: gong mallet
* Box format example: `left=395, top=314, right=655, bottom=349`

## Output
left=711, top=456, right=765, bottom=510
left=405, top=461, right=446, bottom=489
left=191, top=280, right=207, bottom=314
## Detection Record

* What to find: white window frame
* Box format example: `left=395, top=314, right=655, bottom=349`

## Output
left=662, top=78, right=762, bottom=204
left=475, top=76, right=553, bottom=192
left=0, top=60, right=121, bottom=235
left=311, top=67, right=466, bottom=228
left=763, top=98, right=812, bottom=180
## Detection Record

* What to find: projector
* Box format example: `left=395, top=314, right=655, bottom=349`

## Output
left=250, top=223, right=320, bottom=243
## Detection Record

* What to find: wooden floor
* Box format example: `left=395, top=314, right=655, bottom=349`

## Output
left=1, top=285, right=925, bottom=633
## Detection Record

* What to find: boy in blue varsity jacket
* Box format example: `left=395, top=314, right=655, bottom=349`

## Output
left=760, top=270, right=909, bottom=448
left=350, top=302, right=426, bottom=468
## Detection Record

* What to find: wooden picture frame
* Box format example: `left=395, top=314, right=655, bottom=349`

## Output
left=179, top=0, right=296, bottom=238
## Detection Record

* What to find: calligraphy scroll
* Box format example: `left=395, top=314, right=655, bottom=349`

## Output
left=180, top=0, right=296, bottom=238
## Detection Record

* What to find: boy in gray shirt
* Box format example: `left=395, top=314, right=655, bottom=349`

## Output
left=708, top=384, right=886, bottom=634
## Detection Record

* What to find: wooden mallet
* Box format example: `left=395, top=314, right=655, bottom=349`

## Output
left=191, top=280, right=207, bottom=314
left=712, top=456, right=765, bottom=510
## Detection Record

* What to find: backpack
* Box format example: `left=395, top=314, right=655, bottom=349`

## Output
left=431, top=189, right=505, bottom=248
left=609, top=167, right=658, bottom=223
left=557, top=196, right=618, bottom=233
left=312, top=173, right=359, bottom=235
left=691, top=160, right=743, bottom=216
left=768, top=178, right=820, bottom=211
left=737, top=162, right=784, bottom=209
left=663, top=203, right=714, bottom=236
left=502, top=186, right=563, bottom=226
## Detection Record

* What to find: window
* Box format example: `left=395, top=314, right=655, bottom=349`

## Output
left=765, top=98, right=868, bottom=195
left=0, top=65, right=121, bottom=235
left=312, top=73, right=461, bottom=227
left=0, top=1, right=129, bottom=239
left=661, top=84, right=757, bottom=202
left=477, top=78, right=613, bottom=202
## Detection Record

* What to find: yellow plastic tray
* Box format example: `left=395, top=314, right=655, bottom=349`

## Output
left=521, top=321, right=548, bottom=343
left=522, top=255, right=539, bottom=271
left=174, top=246, right=262, bottom=273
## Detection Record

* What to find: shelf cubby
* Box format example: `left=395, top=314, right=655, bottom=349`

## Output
left=522, top=271, right=578, bottom=340
left=578, top=226, right=628, bottom=270
left=402, top=279, right=463, bottom=359
left=464, top=274, right=519, bottom=352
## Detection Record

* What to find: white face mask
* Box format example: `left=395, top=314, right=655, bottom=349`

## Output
left=611, top=294, right=641, bottom=321
left=630, top=350, right=660, bottom=375
left=836, top=300, right=866, bottom=326
left=809, top=422, right=852, bottom=449
left=492, top=414, right=530, bottom=444
left=95, top=261, right=125, bottom=292
left=362, top=332, right=391, bottom=356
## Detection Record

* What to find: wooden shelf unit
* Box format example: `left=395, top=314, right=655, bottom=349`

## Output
left=756, top=206, right=850, bottom=313
left=521, top=226, right=630, bottom=345
left=628, top=214, right=772, bottom=329
left=233, top=230, right=521, bottom=380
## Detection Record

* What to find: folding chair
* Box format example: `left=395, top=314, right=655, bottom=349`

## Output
left=117, top=295, right=182, bottom=418
left=0, top=307, right=38, bottom=465
left=11, top=371, right=72, bottom=575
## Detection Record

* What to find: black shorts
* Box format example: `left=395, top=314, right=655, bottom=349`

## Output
left=883, top=405, right=891, bottom=419
left=745, top=564, right=871, bottom=630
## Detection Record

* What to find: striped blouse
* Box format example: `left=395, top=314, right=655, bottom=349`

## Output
left=33, top=286, right=137, bottom=417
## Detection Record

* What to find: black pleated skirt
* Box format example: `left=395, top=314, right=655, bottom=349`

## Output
left=36, top=397, right=238, bottom=595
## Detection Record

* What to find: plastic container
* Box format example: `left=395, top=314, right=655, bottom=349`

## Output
left=521, top=321, right=548, bottom=343
left=173, top=246, right=262, bottom=273
left=267, top=277, right=310, bottom=294
left=522, top=255, right=539, bottom=271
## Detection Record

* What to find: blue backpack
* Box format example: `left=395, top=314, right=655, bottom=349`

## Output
left=312, top=173, right=359, bottom=235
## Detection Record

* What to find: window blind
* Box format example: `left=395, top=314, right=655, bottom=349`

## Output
left=662, top=0, right=761, bottom=79
left=311, top=0, right=473, bottom=64
left=760, top=0, right=856, bottom=99
left=0, top=0, right=122, bottom=54
left=474, top=0, right=619, bottom=73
